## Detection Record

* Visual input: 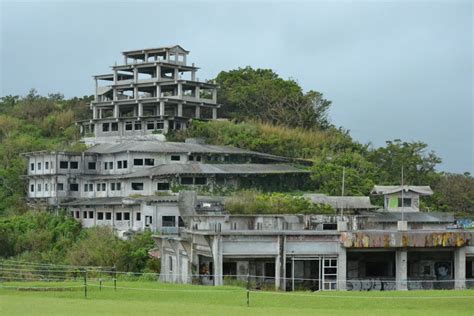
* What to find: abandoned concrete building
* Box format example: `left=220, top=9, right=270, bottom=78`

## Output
left=22, top=46, right=310, bottom=236
left=78, top=45, right=219, bottom=145
left=21, top=46, right=473, bottom=291
left=156, top=188, right=474, bottom=291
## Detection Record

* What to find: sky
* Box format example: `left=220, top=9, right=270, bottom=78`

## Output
left=1, top=0, right=473, bottom=174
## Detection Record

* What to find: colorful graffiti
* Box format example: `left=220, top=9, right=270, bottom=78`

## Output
left=340, top=231, right=474, bottom=248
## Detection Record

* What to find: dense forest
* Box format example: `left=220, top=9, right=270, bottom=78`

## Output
left=0, top=67, right=472, bottom=268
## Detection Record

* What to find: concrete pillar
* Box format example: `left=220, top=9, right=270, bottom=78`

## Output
left=138, top=103, right=143, bottom=117
left=454, top=248, right=466, bottom=289
left=156, top=85, right=161, bottom=98
left=177, top=83, right=183, bottom=98
left=94, top=78, right=98, bottom=101
left=212, top=108, right=217, bottom=120
left=276, top=235, right=286, bottom=290
left=337, top=247, right=347, bottom=290
left=113, top=104, right=119, bottom=118
left=156, top=65, right=161, bottom=79
left=177, top=103, right=183, bottom=117
left=212, top=235, right=223, bottom=286
left=133, top=67, right=138, bottom=83
left=174, top=68, right=179, bottom=80
left=195, top=86, right=200, bottom=100
left=92, top=107, right=98, bottom=120
left=396, top=249, right=408, bottom=290
left=191, top=70, right=196, bottom=81
left=212, top=89, right=217, bottom=103
left=99, top=109, right=103, bottom=119
left=134, top=86, right=138, bottom=99
left=275, top=255, right=281, bottom=290
left=160, top=101, right=165, bottom=116
left=195, top=106, right=201, bottom=119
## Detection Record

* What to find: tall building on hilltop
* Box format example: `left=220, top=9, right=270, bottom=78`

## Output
left=78, top=45, right=219, bottom=144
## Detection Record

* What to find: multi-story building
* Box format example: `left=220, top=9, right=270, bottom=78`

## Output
left=22, top=46, right=310, bottom=236
left=78, top=45, right=219, bottom=145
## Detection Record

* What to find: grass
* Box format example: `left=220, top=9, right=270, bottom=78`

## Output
left=1, top=280, right=474, bottom=316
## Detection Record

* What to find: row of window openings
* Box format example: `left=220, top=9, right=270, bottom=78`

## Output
left=74, top=211, right=138, bottom=221
left=102, top=122, right=165, bottom=132
left=30, top=161, right=52, bottom=171
left=84, top=183, right=122, bottom=192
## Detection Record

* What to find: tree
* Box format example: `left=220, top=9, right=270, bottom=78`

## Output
left=433, top=173, right=474, bottom=215
left=215, top=67, right=332, bottom=130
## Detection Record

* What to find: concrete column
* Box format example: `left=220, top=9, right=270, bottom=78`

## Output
left=134, top=86, right=138, bottom=99
left=92, top=107, right=98, bottom=120
left=337, top=247, right=347, bottom=290
left=212, top=108, right=217, bottom=120
left=156, top=65, right=161, bottom=79
left=396, top=249, right=408, bottom=290
left=195, top=86, right=200, bottom=100
left=156, top=85, right=161, bottom=98
left=212, top=89, right=217, bottom=103
left=99, top=109, right=103, bottom=119
left=156, top=105, right=160, bottom=116
left=191, top=70, right=196, bottom=81
left=133, top=67, right=138, bottom=83
left=113, top=104, right=119, bottom=118
left=212, top=235, right=223, bottom=286
left=275, top=255, right=281, bottom=290
left=454, top=248, right=466, bottom=289
left=163, top=120, right=169, bottom=134
left=174, top=68, right=179, bottom=80
left=160, top=101, right=165, bottom=116
left=178, top=83, right=183, bottom=98
left=138, top=103, right=143, bottom=118
left=276, top=235, right=286, bottom=290
left=195, top=106, right=201, bottom=119
left=177, top=103, right=183, bottom=117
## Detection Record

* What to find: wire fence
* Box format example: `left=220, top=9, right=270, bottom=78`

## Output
left=1, top=259, right=473, bottom=302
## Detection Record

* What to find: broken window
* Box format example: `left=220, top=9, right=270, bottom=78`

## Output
left=116, top=212, right=122, bottom=221
left=98, top=212, right=104, bottom=220
left=102, top=123, right=110, bottom=132
left=125, top=121, right=133, bottom=131
left=145, top=158, right=154, bottom=166
left=70, top=183, right=79, bottom=191
left=171, top=155, right=181, bottom=161
left=195, top=177, right=207, bottom=185
left=134, top=159, right=144, bottom=166
left=111, top=122, right=118, bottom=131
left=59, top=161, right=68, bottom=169
left=30, top=163, right=34, bottom=171
left=398, top=198, right=412, bottom=207
left=162, top=216, right=176, bottom=227
left=124, top=212, right=130, bottom=221
left=180, top=177, right=193, bottom=185
left=106, top=212, right=112, bottom=220
left=157, top=182, right=170, bottom=191
left=88, top=162, right=96, bottom=170
left=131, top=182, right=144, bottom=190
left=136, top=212, right=141, bottom=221
left=70, top=161, right=79, bottom=169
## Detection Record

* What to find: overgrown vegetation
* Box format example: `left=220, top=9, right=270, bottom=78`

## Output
left=0, top=211, right=159, bottom=272
left=225, top=190, right=334, bottom=215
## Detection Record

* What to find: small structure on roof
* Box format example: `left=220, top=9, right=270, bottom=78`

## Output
left=371, top=185, right=434, bottom=212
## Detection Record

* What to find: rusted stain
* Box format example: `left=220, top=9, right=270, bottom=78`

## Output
left=340, top=231, right=473, bottom=248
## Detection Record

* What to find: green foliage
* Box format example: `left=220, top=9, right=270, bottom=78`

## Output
left=0, top=90, right=92, bottom=215
left=216, top=67, right=332, bottom=129
left=431, top=173, right=474, bottom=215
left=225, top=190, right=334, bottom=215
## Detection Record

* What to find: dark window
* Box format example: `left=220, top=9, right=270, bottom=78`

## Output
left=157, top=122, right=164, bottom=129
left=104, top=162, right=108, bottom=170
left=162, top=216, right=176, bottom=227
left=366, top=262, right=392, bottom=277
left=45, top=161, right=49, bottom=169
left=111, top=122, right=118, bottom=131
left=37, top=184, right=41, bottom=192
left=134, top=122, right=142, bottom=130
left=84, top=184, right=89, bottom=192
left=125, top=122, right=133, bottom=131
left=145, top=158, right=154, bottom=166
left=106, top=212, right=112, bottom=220
left=132, top=182, right=144, bottom=190
left=59, top=161, right=68, bottom=169
left=188, top=155, right=194, bottom=161
left=102, top=183, right=106, bottom=191
left=83, top=211, right=87, bottom=219
left=75, top=211, right=80, bottom=218
left=108, top=162, right=113, bottom=169
left=98, top=212, right=104, bottom=220
left=169, top=256, right=173, bottom=271
left=70, top=161, right=78, bottom=169
left=117, top=161, right=122, bottom=169
left=171, top=155, right=181, bottom=161
left=146, top=122, right=155, bottom=130
left=123, top=160, right=128, bottom=168
left=116, top=183, right=121, bottom=190
left=180, top=177, right=193, bottom=185
left=88, top=211, right=94, bottom=219
left=196, top=155, right=201, bottom=162
left=124, top=212, right=130, bottom=221
left=157, top=182, right=170, bottom=191
left=97, top=183, right=101, bottom=191
left=111, top=183, right=115, bottom=191
left=88, top=162, right=96, bottom=170
left=116, top=212, right=122, bottom=221
left=57, top=183, right=64, bottom=191
left=30, top=163, right=34, bottom=171
left=70, top=183, right=79, bottom=191
left=398, top=198, right=412, bottom=207
left=37, top=162, right=41, bottom=170
left=323, top=223, right=337, bottom=230
left=30, top=184, right=34, bottom=192
left=136, top=212, right=141, bottom=221
left=102, top=123, right=110, bottom=132
left=195, top=177, right=207, bottom=185
left=134, top=159, right=143, bottom=166
left=178, top=216, right=185, bottom=227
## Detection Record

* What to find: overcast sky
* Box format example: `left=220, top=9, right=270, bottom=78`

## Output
left=1, top=0, right=472, bottom=174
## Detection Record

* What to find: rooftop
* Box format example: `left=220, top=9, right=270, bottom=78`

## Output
left=371, top=185, right=433, bottom=196
left=303, top=194, right=377, bottom=209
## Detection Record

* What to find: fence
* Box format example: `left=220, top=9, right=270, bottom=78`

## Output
left=0, top=259, right=473, bottom=303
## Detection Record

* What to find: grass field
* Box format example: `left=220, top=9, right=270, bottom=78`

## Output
left=1, top=280, right=474, bottom=316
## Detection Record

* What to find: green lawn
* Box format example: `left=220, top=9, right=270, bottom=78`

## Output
left=1, top=281, right=473, bottom=316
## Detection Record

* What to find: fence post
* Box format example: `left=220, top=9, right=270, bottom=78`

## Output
left=83, top=269, right=88, bottom=298
left=113, top=266, right=117, bottom=291
left=247, top=274, right=250, bottom=307
left=99, top=278, right=102, bottom=292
